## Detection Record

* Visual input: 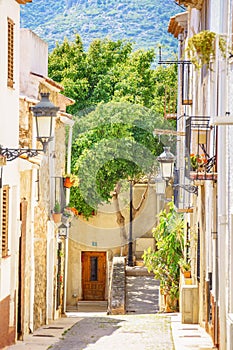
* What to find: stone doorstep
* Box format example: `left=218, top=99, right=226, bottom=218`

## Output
left=135, top=259, right=145, bottom=267
left=77, top=301, right=107, bottom=305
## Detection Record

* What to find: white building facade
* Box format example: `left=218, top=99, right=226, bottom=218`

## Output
left=170, top=1, right=233, bottom=349
left=0, top=0, right=31, bottom=348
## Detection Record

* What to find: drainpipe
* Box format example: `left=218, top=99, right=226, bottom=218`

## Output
left=29, top=166, right=37, bottom=332
left=217, top=2, right=228, bottom=347
left=66, top=121, right=74, bottom=205
left=60, top=118, right=74, bottom=314
left=177, top=33, right=183, bottom=170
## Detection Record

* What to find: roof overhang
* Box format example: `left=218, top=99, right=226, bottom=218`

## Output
left=30, top=72, right=64, bottom=92
left=175, top=0, right=203, bottom=10
left=168, top=12, right=188, bottom=38
left=16, top=0, right=32, bottom=4
left=58, top=93, right=75, bottom=107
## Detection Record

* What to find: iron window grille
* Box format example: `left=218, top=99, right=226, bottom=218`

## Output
left=185, top=115, right=217, bottom=181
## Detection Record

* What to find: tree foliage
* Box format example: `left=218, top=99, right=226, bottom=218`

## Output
left=49, top=35, right=160, bottom=114
left=48, top=35, right=177, bottom=221
left=69, top=102, right=175, bottom=218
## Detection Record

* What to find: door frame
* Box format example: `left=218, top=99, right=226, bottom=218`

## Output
left=81, top=251, right=107, bottom=301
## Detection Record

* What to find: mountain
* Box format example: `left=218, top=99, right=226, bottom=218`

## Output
left=20, top=0, right=183, bottom=55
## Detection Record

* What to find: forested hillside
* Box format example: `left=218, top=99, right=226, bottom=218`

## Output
left=20, top=0, right=182, bottom=55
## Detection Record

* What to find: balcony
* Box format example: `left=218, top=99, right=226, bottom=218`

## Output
left=185, top=116, right=217, bottom=181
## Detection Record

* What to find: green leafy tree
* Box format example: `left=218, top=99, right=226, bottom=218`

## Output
left=69, top=102, right=175, bottom=243
left=152, top=64, right=178, bottom=121
left=49, top=35, right=177, bottom=116
left=48, top=35, right=178, bottom=243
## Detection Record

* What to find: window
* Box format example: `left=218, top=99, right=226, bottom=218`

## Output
left=90, top=256, right=98, bottom=281
left=7, top=18, right=14, bottom=88
left=2, top=185, right=9, bottom=257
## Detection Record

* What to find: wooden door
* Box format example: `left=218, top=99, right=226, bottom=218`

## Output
left=82, top=252, right=106, bottom=300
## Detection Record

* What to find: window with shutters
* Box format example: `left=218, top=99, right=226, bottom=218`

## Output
left=7, top=18, right=14, bottom=88
left=2, top=185, right=9, bottom=257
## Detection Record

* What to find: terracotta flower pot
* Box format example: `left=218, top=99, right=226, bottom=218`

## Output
left=183, top=270, right=191, bottom=278
left=64, top=177, right=74, bottom=188
left=165, top=294, right=179, bottom=313
left=52, top=213, right=62, bottom=223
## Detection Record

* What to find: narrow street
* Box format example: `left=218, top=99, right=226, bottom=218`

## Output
left=49, top=312, right=174, bottom=350
left=5, top=274, right=214, bottom=350
left=5, top=306, right=215, bottom=350
left=6, top=310, right=174, bottom=350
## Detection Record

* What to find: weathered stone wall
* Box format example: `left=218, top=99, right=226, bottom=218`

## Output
left=108, top=257, right=126, bottom=315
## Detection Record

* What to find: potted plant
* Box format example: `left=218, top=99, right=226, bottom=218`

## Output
left=63, top=174, right=79, bottom=188
left=190, top=153, right=207, bottom=172
left=61, top=206, right=79, bottom=224
left=52, top=201, right=62, bottom=223
left=179, top=258, right=191, bottom=278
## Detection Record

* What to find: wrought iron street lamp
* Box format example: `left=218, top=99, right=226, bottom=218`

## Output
left=157, top=147, right=176, bottom=180
left=154, top=173, right=166, bottom=195
left=58, top=223, right=69, bottom=239
left=0, top=93, right=59, bottom=161
left=158, top=146, right=198, bottom=195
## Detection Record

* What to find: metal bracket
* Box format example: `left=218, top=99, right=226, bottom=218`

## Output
left=174, top=184, right=198, bottom=195
left=0, top=147, right=42, bottom=161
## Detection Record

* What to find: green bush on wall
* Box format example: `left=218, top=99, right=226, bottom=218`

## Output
left=186, top=30, right=227, bottom=69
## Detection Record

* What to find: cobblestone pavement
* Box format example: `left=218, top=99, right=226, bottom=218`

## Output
left=5, top=311, right=214, bottom=350
left=49, top=313, right=174, bottom=350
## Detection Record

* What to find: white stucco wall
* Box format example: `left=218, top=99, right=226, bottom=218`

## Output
left=20, top=29, right=48, bottom=98
left=0, top=0, right=20, bottom=149
left=0, top=0, right=21, bottom=329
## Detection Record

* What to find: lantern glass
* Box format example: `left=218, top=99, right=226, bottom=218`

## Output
left=35, top=115, right=54, bottom=140
left=31, top=93, right=59, bottom=150
left=155, top=174, right=166, bottom=194
left=157, top=147, right=175, bottom=180
left=161, top=162, right=174, bottom=180
left=58, top=223, right=68, bottom=238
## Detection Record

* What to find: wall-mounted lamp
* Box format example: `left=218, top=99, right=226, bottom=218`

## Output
left=0, top=93, right=59, bottom=161
left=157, top=147, right=176, bottom=180
left=154, top=173, right=166, bottom=195
left=58, top=223, right=69, bottom=239
left=157, top=146, right=198, bottom=196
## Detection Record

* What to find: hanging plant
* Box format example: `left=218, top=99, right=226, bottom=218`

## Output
left=186, top=30, right=227, bottom=69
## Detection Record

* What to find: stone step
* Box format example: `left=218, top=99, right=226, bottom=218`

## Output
left=126, top=274, right=160, bottom=314
left=135, top=259, right=145, bottom=267
left=126, top=265, right=152, bottom=276
left=67, top=301, right=107, bottom=313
